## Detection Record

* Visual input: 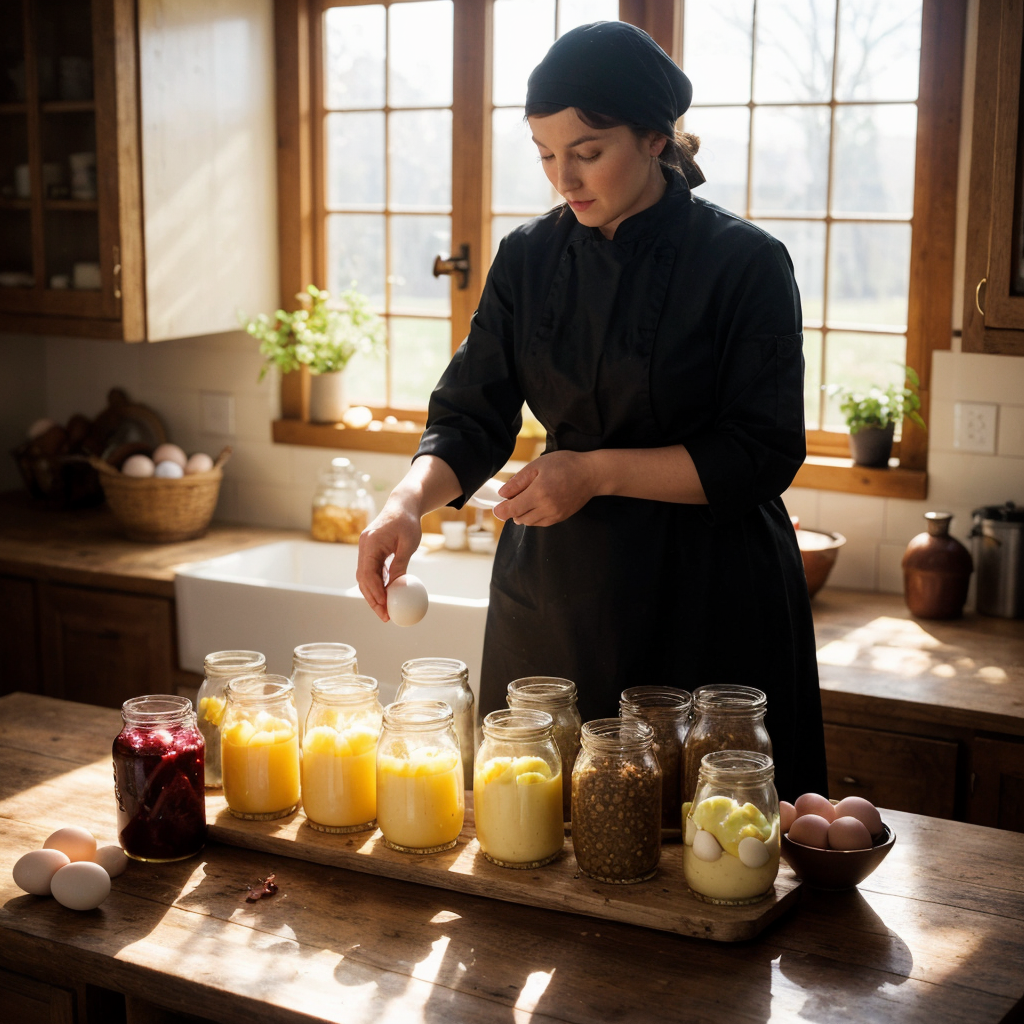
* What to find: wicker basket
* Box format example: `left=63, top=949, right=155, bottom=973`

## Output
left=88, top=448, right=232, bottom=543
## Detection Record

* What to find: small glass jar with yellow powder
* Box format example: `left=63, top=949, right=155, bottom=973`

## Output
left=683, top=750, right=780, bottom=906
left=195, top=650, right=266, bottom=788
left=221, top=674, right=300, bottom=820
left=301, top=675, right=382, bottom=833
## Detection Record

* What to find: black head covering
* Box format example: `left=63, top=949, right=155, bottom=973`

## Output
left=525, top=21, right=692, bottom=138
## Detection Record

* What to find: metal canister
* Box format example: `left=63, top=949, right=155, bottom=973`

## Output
left=971, top=502, right=1024, bottom=618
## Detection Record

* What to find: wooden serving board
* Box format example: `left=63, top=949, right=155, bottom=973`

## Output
left=207, top=794, right=801, bottom=942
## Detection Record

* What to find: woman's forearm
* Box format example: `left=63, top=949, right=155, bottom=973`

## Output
left=588, top=444, right=708, bottom=505
left=389, top=455, right=464, bottom=516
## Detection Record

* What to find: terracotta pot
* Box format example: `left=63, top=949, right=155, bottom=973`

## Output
left=309, top=371, right=348, bottom=423
left=848, top=422, right=895, bottom=467
left=902, top=512, right=973, bottom=619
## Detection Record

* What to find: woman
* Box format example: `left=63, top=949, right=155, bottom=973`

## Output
left=357, top=21, right=827, bottom=801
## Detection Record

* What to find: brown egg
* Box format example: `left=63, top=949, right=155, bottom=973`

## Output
left=794, top=792, right=837, bottom=823
left=787, top=813, right=831, bottom=849
left=780, top=800, right=797, bottom=833
left=828, top=815, right=873, bottom=851
left=833, top=796, right=884, bottom=837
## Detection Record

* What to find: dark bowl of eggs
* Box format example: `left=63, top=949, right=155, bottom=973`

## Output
left=779, top=794, right=896, bottom=890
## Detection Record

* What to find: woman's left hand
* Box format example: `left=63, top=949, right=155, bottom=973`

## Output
left=493, top=451, right=596, bottom=526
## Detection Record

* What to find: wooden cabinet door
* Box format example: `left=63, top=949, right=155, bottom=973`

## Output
left=969, top=736, right=1024, bottom=833
left=0, top=966, right=76, bottom=1024
left=824, top=723, right=960, bottom=818
left=38, top=583, right=173, bottom=707
left=0, top=575, right=42, bottom=696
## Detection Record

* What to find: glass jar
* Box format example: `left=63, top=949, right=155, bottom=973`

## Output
left=301, top=675, right=383, bottom=833
left=396, top=658, right=474, bottom=788
left=682, top=685, right=771, bottom=806
left=619, top=686, right=693, bottom=837
left=376, top=699, right=465, bottom=854
left=474, top=709, right=564, bottom=869
left=290, top=642, right=358, bottom=741
left=195, top=650, right=266, bottom=788
left=112, top=695, right=206, bottom=862
left=311, top=456, right=376, bottom=544
left=571, top=719, right=662, bottom=884
left=683, top=750, right=781, bottom=905
left=221, top=674, right=300, bottom=820
left=506, top=676, right=582, bottom=825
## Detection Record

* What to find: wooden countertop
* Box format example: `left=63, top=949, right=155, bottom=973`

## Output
left=1, top=694, right=1023, bottom=1024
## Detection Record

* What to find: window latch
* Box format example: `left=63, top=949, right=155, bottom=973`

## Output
left=432, top=244, right=470, bottom=290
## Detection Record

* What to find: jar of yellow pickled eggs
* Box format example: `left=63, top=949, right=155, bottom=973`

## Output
left=474, top=708, right=564, bottom=869
left=683, top=750, right=780, bottom=906
left=376, top=700, right=465, bottom=854
left=301, top=675, right=382, bottom=833
left=221, top=674, right=300, bottom=820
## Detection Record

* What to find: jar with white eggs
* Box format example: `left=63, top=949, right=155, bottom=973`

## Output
left=683, top=750, right=781, bottom=905
left=396, top=658, right=475, bottom=787
left=311, top=457, right=376, bottom=543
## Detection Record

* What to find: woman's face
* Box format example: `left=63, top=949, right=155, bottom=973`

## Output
left=528, top=107, right=667, bottom=239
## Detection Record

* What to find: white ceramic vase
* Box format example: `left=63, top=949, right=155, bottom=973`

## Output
left=309, top=371, right=348, bottom=423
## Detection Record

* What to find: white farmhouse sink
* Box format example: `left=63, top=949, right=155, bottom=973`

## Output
left=175, top=540, right=492, bottom=705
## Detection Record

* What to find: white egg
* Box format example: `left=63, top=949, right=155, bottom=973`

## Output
left=386, top=573, right=429, bottom=627
left=121, top=454, right=155, bottom=478
left=50, top=861, right=111, bottom=911
left=692, top=829, right=722, bottom=862
left=94, top=845, right=129, bottom=878
left=44, top=826, right=97, bottom=862
left=184, top=452, right=214, bottom=475
left=152, top=443, right=187, bottom=468
left=27, top=417, right=56, bottom=440
left=154, top=460, right=184, bottom=479
left=12, top=849, right=70, bottom=895
left=738, top=835, right=771, bottom=868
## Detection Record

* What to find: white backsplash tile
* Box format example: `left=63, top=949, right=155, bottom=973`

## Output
left=818, top=491, right=886, bottom=541
left=997, top=404, right=1024, bottom=458
left=877, top=542, right=907, bottom=595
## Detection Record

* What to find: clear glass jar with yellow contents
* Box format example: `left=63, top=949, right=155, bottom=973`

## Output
left=301, top=675, right=383, bottom=833
left=474, top=709, right=564, bottom=869
left=221, top=674, right=300, bottom=821
left=683, top=750, right=781, bottom=906
left=376, top=700, right=465, bottom=854
left=195, top=650, right=266, bottom=788
left=290, top=642, right=358, bottom=741
left=311, top=457, right=376, bottom=544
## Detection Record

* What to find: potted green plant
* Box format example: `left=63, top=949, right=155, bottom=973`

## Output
left=829, top=366, right=926, bottom=468
left=242, top=284, right=385, bottom=423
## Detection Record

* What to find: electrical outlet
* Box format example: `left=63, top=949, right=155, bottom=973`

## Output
left=954, top=402, right=997, bottom=454
left=201, top=391, right=235, bottom=436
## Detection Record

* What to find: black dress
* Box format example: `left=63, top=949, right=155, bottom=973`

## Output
left=415, top=170, right=828, bottom=801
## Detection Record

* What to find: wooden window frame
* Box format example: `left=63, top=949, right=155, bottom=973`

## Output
left=272, top=0, right=963, bottom=504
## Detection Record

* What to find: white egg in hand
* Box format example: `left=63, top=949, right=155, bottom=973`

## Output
left=386, top=573, right=429, bottom=626
left=154, top=460, right=184, bottom=479
left=121, top=454, right=155, bottom=478
left=50, top=861, right=111, bottom=911
left=152, top=443, right=187, bottom=468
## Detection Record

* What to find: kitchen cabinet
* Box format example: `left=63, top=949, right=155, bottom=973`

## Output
left=962, top=0, right=1024, bottom=355
left=0, top=575, right=41, bottom=694
left=969, top=735, right=1024, bottom=832
left=0, top=0, right=277, bottom=342
left=0, top=966, right=77, bottom=1024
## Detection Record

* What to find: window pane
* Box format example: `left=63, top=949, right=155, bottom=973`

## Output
left=390, top=317, right=452, bottom=408
left=828, top=222, right=911, bottom=328
left=493, top=107, right=557, bottom=213
left=326, top=112, right=384, bottom=209
left=388, top=1, right=453, bottom=108
left=822, top=331, right=907, bottom=430
left=389, top=109, right=452, bottom=211
left=493, top=0, right=555, bottom=106
left=750, top=105, right=830, bottom=215
left=683, top=106, right=749, bottom=214
left=833, top=104, right=917, bottom=217
left=324, top=5, right=385, bottom=109
left=389, top=215, right=451, bottom=315
left=327, top=213, right=385, bottom=308
left=683, top=0, right=753, bottom=104
left=343, top=344, right=387, bottom=407
left=803, top=328, right=824, bottom=429
left=557, top=0, right=617, bottom=36
left=753, top=0, right=835, bottom=103
left=836, top=0, right=921, bottom=101
left=492, top=215, right=535, bottom=261
left=753, top=219, right=826, bottom=324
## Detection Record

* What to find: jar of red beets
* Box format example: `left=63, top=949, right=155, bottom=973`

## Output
left=113, top=695, right=207, bottom=862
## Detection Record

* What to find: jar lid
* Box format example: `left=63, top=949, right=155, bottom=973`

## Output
left=972, top=501, right=1024, bottom=523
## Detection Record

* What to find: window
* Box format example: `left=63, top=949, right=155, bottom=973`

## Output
left=275, top=0, right=963, bottom=499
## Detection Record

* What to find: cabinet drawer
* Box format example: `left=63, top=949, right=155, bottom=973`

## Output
left=824, top=724, right=959, bottom=819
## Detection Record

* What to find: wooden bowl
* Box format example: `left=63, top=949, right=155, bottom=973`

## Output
left=781, top=824, right=896, bottom=890
left=797, top=529, right=846, bottom=598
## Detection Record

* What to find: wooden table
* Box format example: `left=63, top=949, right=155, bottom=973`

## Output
left=2, top=694, right=1023, bottom=1024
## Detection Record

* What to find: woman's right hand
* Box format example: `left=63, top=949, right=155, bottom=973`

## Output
left=357, top=497, right=423, bottom=623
